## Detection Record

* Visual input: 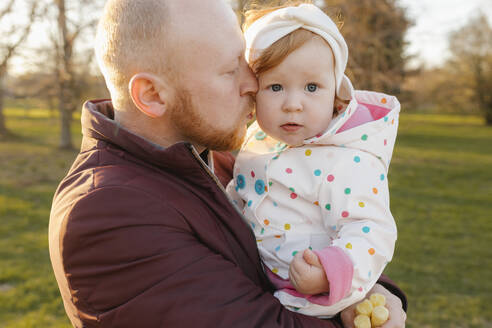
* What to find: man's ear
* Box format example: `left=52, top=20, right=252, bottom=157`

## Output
left=129, top=73, right=171, bottom=118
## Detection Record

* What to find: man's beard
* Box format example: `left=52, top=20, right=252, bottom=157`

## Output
left=170, top=88, right=252, bottom=151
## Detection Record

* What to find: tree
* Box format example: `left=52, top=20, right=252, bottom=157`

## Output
left=51, top=0, right=103, bottom=149
left=448, top=13, right=492, bottom=125
left=0, top=0, right=39, bottom=138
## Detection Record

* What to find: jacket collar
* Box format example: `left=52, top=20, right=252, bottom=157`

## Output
left=81, top=99, right=210, bottom=172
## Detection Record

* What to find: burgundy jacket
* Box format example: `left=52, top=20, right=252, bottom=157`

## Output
left=49, top=99, right=406, bottom=327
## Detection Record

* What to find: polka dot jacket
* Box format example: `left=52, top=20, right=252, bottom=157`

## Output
left=226, top=90, right=400, bottom=317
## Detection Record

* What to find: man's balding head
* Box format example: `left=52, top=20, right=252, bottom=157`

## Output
left=94, top=0, right=257, bottom=152
left=95, top=0, right=174, bottom=111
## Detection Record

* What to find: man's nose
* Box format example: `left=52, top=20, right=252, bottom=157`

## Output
left=240, top=60, right=258, bottom=97
left=282, top=92, right=303, bottom=113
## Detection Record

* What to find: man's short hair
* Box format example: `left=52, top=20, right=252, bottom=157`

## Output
left=95, top=0, right=174, bottom=111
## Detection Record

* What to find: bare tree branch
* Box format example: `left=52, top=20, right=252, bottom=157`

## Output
left=0, top=0, right=15, bottom=20
left=0, top=1, right=39, bottom=69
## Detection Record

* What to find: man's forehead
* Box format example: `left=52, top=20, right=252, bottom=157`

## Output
left=167, top=0, right=237, bottom=28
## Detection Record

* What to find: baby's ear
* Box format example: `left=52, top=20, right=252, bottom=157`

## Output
left=129, top=73, right=171, bottom=118
left=334, top=99, right=348, bottom=117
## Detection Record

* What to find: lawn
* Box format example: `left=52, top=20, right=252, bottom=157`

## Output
left=0, top=107, right=491, bottom=327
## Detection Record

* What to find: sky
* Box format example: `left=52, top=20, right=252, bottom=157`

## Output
left=398, top=0, right=492, bottom=68
left=3, top=0, right=492, bottom=75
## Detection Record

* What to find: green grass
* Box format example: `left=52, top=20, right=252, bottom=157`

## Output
left=0, top=108, right=491, bottom=327
left=0, top=107, right=81, bottom=328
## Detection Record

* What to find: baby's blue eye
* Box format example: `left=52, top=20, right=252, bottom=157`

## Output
left=306, top=83, right=318, bottom=92
left=270, top=84, right=282, bottom=92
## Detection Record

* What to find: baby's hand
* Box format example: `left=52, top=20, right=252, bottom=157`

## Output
left=288, top=249, right=329, bottom=295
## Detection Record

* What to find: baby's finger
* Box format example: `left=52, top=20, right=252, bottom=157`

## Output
left=303, top=249, right=322, bottom=267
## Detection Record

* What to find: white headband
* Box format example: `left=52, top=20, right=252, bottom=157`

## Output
left=245, top=4, right=353, bottom=100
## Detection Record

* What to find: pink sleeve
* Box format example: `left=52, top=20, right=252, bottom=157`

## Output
left=309, top=246, right=354, bottom=306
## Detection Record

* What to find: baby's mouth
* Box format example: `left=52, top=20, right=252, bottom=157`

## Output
left=280, top=123, right=302, bottom=132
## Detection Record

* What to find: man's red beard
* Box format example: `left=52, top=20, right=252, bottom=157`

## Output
left=170, top=88, right=252, bottom=151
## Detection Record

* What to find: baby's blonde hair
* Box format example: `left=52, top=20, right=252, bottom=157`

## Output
left=95, top=0, right=175, bottom=112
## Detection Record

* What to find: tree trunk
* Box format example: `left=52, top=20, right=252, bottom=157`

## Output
left=0, top=72, right=10, bottom=137
left=59, top=103, right=73, bottom=149
left=485, top=103, right=492, bottom=126
left=57, top=0, right=74, bottom=149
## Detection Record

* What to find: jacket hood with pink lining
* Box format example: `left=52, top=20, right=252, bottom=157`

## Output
left=246, top=90, right=400, bottom=173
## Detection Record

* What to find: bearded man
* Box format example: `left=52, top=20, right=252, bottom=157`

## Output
left=48, top=0, right=407, bottom=327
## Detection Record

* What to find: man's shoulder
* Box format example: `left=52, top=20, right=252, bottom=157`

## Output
left=52, top=148, right=179, bottom=221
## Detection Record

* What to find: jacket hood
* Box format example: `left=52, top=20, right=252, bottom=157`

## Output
left=245, top=90, right=400, bottom=172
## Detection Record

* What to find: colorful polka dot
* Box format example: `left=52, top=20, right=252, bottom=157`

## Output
left=327, top=174, right=335, bottom=182
left=290, top=193, right=298, bottom=199
left=362, top=226, right=370, bottom=233
left=286, top=168, right=293, bottom=174
left=264, top=219, right=270, bottom=226
left=358, top=287, right=363, bottom=292
left=342, top=211, right=349, bottom=218
left=273, top=201, right=278, bottom=207
left=275, top=142, right=287, bottom=151
left=384, top=116, right=389, bottom=122
left=325, top=204, right=331, bottom=210
left=255, top=131, right=267, bottom=140
left=380, top=174, right=385, bottom=181
left=331, top=225, right=337, bottom=230
left=251, top=222, right=255, bottom=229
left=314, top=169, right=321, bottom=176
left=273, top=155, right=279, bottom=160
left=255, top=180, right=265, bottom=195
left=384, top=139, right=387, bottom=146
left=346, top=243, right=352, bottom=249
left=247, top=200, right=252, bottom=207
left=269, top=181, right=273, bottom=186
left=359, top=202, right=365, bottom=208
left=368, top=248, right=375, bottom=255
left=305, top=149, right=312, bottom=156
left=361, top=134, right=368, bottom=141
left=372, top=188, right=378, bottom=194
left=313, top=201, right=319, bottom=206
left=251, top=171, right=255, bottom=178
left=236, top=174, right=246, bottom=189
left=381, top=98, right=387, bottom=104
left=354, top=156, right=361, bottom=163
left=275, top=235, right=282, bottom=239
left=292, top=251, right=299, bottom=256
left=289, top=187, right=295, bottom=192
left=275, top=246, right=281, bottom=252
left=272, top=268, right=279, bottom=274
left=284, top=223, right=291, bottom=230
left=260, top=228, right=265, bottom=234
left=344, top=188, right=351, bottom=195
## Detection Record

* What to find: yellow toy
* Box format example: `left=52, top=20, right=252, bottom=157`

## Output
left=353, top=293, right=389, bottom=328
